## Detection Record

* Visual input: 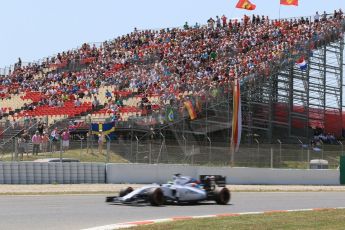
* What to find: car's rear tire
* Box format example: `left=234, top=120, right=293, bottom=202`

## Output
left=148, top=188, right=165, bottom=206
left=214, top=187, right=230, bottom=205
left=119, top=187, right=134, bottom=197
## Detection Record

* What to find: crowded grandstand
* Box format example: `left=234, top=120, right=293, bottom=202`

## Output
left=0, top=9, right=344, bottom=162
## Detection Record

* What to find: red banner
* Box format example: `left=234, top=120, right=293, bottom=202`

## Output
left=236, top=0, right=256, bottom=10
left=280, top=0, right=298, bottom=6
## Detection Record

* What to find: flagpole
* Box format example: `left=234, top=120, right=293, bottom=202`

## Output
left=230, top=82, right=235, bottom=168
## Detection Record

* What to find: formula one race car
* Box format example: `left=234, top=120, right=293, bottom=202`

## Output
left=106, top=174, right=230, bottom=206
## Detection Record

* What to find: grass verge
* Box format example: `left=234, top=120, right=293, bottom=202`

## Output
left=1, top=149, right=129, bottom=163
left=128, top=209, right=345, bottom=230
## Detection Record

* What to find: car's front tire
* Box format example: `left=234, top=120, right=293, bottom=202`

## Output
left=214, top=187, right=231, bottom=205
left=148, top=188, right=165, bottom=206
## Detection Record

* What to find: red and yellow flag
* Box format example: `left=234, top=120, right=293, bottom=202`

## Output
left=236, top=0, right=256, bottom=11
left=184, top=100, right=197, bottom=120
left=280, top=0, right=298, bottom=6
left=231, top=78, right=242, bottom=153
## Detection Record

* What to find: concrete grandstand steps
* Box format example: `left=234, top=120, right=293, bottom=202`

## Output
left=0, top=94, right=32, bottom=112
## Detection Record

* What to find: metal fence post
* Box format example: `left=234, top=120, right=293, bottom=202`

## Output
left=149, top=140, right=152, bottom=164
left=297, top=138, right=303, bottom=163
left=191, top=144, right=195, bottom=165
left=14, top=137, right=18, bottom=161
left=182, top=135, right=187, bottom=155
left=135, top=136, right=139, bottom=163
left=307, top=149, right=310, bottom=169
left=130, top=126, right=133, bottom=162
left=59, top=139, right=63, bottom=163
left=320, top=140, right=324, bottom=160
left=206, top=136, right=212, bottom=165
left=277, top=139, right=282, bottom=167
left=80, top=138, right=84, bottom=161
left=255, top=139, right=260, bottom=163
left=106, top=137, right=110, bottom=163
left=270, top=148, right=273, bottom=168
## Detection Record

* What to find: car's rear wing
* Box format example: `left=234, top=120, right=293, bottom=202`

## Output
left=199, top=175, right=226, bottom=191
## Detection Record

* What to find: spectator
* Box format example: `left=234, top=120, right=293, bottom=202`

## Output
left=105, top=89, right=112, bottom=99
left=50, top=128, right=60, bottom=153
left=221, top=15, right=227, bottom=27
left=183, top=22, right=189, bottom=30
left=207, top=17, right=215, bottom=28
left=24, top=114, right=30, bottom=128
left=41, top=131, right=49, bottom=153
left=74, top=98, right=82, bottom=107
left=322, top=11, right=327, bottom=21
left=32, top=131, right=42, bottom=156
left=37, top=120, right=45, bottom=135
left=216, top=16, right=221, bottom=28
left=92, top=96, right=100, bottom=110
left=21, top=130, right=30, bottom=156
left=98, top=130, right=104, bottom=154
left=314, top=11, right=320, bottom=22
left=61, top=128, right=70, bottom=151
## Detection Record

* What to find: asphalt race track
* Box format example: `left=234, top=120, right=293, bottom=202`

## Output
left=0, top=192, right=345, bottom=230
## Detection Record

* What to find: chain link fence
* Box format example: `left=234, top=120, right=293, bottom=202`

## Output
left=0, top=134, right=343, bottom=169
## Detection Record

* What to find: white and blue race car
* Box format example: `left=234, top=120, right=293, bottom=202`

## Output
left=106, top=174, right=230, bottom=206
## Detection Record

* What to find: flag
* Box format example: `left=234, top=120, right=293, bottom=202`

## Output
left=231, top=78, right=242, bottom=153
left=236, top=0, right=256, bottom=10
left=280, top=0, right=298, bottom=6
left=166, top=107, right=175, bottom=122
left=296, top=57, right=308, bottom=71
left=184, top=100, right=197, bottom=120
left=91, top=122, right=115, bottom=135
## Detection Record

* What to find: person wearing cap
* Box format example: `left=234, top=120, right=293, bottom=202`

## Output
left=32, top=131, right=42, bottom=156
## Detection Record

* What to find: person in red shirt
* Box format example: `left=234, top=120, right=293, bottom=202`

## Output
left=221, top=15, right=227, bottom=27
left=61, top=128, right=70, bottom=152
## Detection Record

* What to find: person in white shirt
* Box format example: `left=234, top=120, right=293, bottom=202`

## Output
left=314, top=11, right=320, bottom=22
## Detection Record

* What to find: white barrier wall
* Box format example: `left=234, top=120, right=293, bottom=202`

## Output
left=0, top=162, right=339, bottom=185
left=0, top=162, right=105, bottom=184
left=106, top=163, right=340, bottom=185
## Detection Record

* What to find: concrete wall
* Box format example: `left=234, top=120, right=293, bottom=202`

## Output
left=106, top=163, right=340, bottom=185
left=0, top=162, right=339, bottom=185
left=0, top=162, right=105, bottom=184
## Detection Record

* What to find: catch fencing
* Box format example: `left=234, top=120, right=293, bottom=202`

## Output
left=0, top=136, right=342, bottom=169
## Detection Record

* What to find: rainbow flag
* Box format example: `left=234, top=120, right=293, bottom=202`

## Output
left=280, top=0, right=298, bottom=6
left=184, top=100, right=197, bottom=120
left=231, top=78, right=242, bottom=153
left=236, top=0, right=256, bottom=10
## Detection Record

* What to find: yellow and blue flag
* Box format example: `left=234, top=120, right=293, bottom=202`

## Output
left=91, top=122, right=115, bottom=136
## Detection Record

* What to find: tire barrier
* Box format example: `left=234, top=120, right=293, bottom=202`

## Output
left=0, top=162, right=105, bottom=184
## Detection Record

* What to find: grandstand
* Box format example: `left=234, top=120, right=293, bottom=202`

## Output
left=0, top=11, right=344, bottom=165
